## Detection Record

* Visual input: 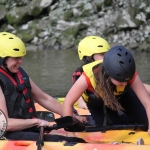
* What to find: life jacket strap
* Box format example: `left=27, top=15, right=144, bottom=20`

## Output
left=8, top=90, right=19, bottom=117
left=16, top=83, right=26, bottom=92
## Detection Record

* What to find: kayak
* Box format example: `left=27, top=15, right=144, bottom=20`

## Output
left=36, top=98, right=150, bottom=149
left=1, top=98, right=150, bottom=150
left=1, top=140, right=150, bottom=150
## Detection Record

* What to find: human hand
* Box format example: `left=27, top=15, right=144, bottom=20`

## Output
left=74, top=115, right=87, bottom=123
left=37, top=119, right=51, bottom=128
left=66, top=116, right=87, bottom=137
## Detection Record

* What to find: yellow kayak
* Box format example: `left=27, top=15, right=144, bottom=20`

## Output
left=35, top=98, right=150, bottom=149
left=1, top=98, right=150, bottom=150
left=1, top=140, right=150, bottom=150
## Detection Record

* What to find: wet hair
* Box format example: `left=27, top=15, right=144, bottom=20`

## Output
left=94, top=63, right=123, bottom=111
left=82, top=56, right=94, bottom=64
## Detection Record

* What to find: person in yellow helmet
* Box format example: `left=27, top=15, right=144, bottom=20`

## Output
left=70, top=35, right=150, bottom=128
left=73, top=36, right=150, bottom=115
left=0, top=32, right=85, bottom=142
left=72, top=36, right=110, bottom=110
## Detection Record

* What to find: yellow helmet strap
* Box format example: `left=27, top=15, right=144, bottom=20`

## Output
left=3, top=65, right=12, bottom=74
left=0, top=58, right=4, bottom=66
left=0, top=57, right=12, bottom=74
left=0, top=57, right=8, bottom=67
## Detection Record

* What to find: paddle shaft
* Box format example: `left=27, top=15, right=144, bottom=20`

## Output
left=37, top=126, right=44, bottom=150
left=85, top=124, right=148, bottom=132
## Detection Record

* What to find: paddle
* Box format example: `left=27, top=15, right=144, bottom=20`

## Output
left=65, top=123, right=147, bottom=132
left=44, top=116, right=86, bottom=132
left=36, top=112, right=86, bottom=150
left=37, top=126, right=44, bottom=150
left=62, top=116, right=147, bottom=132
left=36, top=111, right=147, bottom=132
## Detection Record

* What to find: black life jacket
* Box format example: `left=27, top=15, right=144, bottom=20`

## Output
left=0, top=67, right=37, bottom=119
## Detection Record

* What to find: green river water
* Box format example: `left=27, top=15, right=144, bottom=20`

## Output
left=21, top=49, right=150, bottom=97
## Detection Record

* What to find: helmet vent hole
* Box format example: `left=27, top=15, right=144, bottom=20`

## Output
left=117, top=53, right=122, bottom=56
left=117, top=74, right=123, bottom=78
left=125, top=52, right=128, bottom=55
left=119, top=61, right=124, bottom=64
left=129, top=59, right=131, bottom=63
left=13, top=48, right=19, bottom=51
left=9, top=37, right=13, bottom=39
left=2, top=34, right=7, bottom=35
left=98, top=45, right=103, bottom=47
left=119, top=61, right=124, bottom=68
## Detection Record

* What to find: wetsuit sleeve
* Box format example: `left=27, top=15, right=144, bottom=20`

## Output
left=128, top=71, right=138, bottom=85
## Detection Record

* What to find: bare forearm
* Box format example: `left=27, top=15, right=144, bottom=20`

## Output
left=144, top=83, right=150, bottom=95
left=30, top=79, right=63, bottom=115
left=145, top=105, right=150, bottom=129
left=38, top=96, right=63, bottom=115
left=63, top=101, right=73, bottom=117
left=7, top=118, right=38, bottom=131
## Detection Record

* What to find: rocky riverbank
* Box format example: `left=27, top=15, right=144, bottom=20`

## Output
left=0, top=0, right=150, bottom=51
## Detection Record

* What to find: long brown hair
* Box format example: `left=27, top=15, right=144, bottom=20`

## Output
left=94, top=64, right=123, bottom=111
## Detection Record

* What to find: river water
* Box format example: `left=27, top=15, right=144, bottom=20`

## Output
left=21, top=49, right=150, bottom=97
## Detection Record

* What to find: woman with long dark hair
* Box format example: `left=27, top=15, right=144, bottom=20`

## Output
left=63, top=46, right=150, bottom=135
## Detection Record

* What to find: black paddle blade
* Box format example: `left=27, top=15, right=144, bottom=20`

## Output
left=54, top=116, right=77, bottom=127
left=64, top=123, right=86, bottom=132
left=36, top=111, right=55, bottom=122
left=54, top=116, right=85, bottom=132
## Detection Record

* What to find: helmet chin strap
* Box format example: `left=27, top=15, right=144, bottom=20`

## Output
left=3, top=64, right=12, bottom=74
left=3, top=57, right=13, bottom=75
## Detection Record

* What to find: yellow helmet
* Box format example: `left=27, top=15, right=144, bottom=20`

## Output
left=0, top=32, right=26, bottom=58
left=78, top=36, right=110, bottom=60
